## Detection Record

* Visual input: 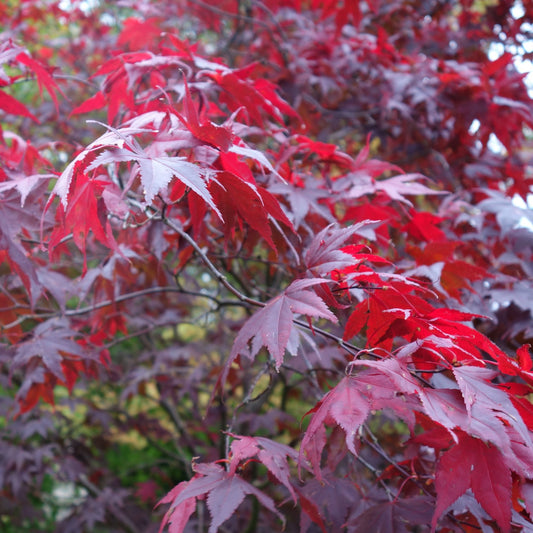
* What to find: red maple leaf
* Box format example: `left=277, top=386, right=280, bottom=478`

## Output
left=177, top=78, right=233, bottom=152
left=228, top=434, right=300, bottom=501
left=225, top=278, right=337, bottom=374
left=432, top=433, right=512, bottom=533
left=16, top=52, right=63, bottom=111
left=0, top=90, right=39, bottom=122
left=158, top=461, right=284, bottom=533
left=300, top=376, right=370, bottom=478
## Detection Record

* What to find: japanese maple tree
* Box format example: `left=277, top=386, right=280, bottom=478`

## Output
left=1, top=0, right=533, bottom=532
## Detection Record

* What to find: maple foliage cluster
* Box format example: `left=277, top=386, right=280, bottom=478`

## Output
left=1, top=0, right=533, bottom=531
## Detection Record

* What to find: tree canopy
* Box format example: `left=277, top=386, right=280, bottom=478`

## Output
left=1, top=1, right=533, bottom=532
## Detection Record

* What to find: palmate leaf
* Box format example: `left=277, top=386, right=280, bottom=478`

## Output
left=418, top=384, right=533, bottom=478
left=48, top=171, right=118, bottom=269
left=139, top=153, right=216, bottom=207
left=335, top=172, right=447, bottom=207
left=228, top=143, right=280, bottom=178
left=225, top=278, right=337, bottom=376
left=160, top=435, right=301, bottom=532
left=227, top=434, right=305, bottom=502
left=348, top=496, right=434, bottom=533
left=432, top=434, right=512, bottom=533
left=0, top=90, right=39, bottom=122
left=70, top=90, right=106, bottom=116
left=300, top=376, right=370, bottom=478
left=116, top=16, right=163, bottom=50
left=0, top=172, right=54, bottom=208
left=0, top=186, right=45, bottom=302
left=0, top=225, right=40, bottom=303
left=87, top=138, right=221, bottom=212
left=204, top=66, right=299, bottom=127
left=452, top=366, right=533, bottom=450
left=0, top=42, right=62, bottom=120
left=298, top=474, right=361, bottom=532
left=158, top=461, right=284, bottom=533
left=210, top=171, right=293, bottom=250
left=269, top=179, right=336, bottom=229
left=11, top=318, right=93, bottom=414
left=15, top=52, right=63, bottom=111
left=177, top=77, right=234, bottom=151
left=159, top=488, right=195, bottom=533
left=51, top=125, right=147, bottom=206
left=348, top=355, right=421, bottom=396
left=304, top=221, right=379, bottom=275
left=13, top=317, right=85, bottom=380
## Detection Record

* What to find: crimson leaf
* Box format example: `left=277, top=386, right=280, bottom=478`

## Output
left=228, top=434, right=300, bottom=501
left=432, top=433, right=512, bottom=533
left=225, top=278, right=337, bottom=373
left=158, top=461, right=284, bottom=533
left=300, top=376, right=370, bottom=478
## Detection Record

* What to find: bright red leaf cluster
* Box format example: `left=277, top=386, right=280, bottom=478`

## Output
left=1, top=1, right=533, bottom=532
